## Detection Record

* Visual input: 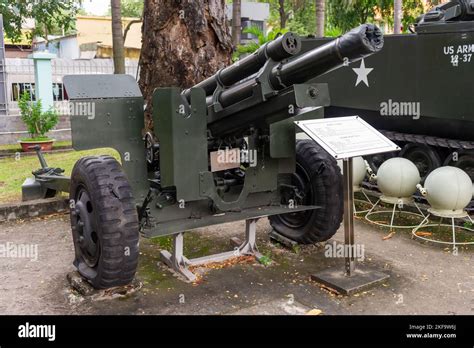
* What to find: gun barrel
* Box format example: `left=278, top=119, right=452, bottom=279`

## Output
left=217, top=24, right=383, bottom=108
left=270, top=24, right=383, bottom=89
left=183, top=32, right=301, bottom=100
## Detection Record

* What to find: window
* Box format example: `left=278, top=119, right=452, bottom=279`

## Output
left=11, top=83, right=36, bottom=101
left=11, top=83, right=67, bottom=101
left=52, top=83, right=65, bottom=101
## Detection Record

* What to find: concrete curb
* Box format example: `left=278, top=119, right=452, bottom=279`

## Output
left=0, top=197, right=69, bottom=223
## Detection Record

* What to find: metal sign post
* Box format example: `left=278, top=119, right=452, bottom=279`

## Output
left=343, top=157, right=356, bottom=276
left=296, top=116, right=400, bottom=295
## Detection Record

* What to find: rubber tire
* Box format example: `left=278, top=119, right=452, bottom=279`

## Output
left=400, top=143, right=441, bottom=181
left=444, top=150, right=474, bottom=181
left=70, top=156, right=139, bottom=289
left=365, top=152, right=395, bottom=174
left=268, top=140, right=344, bottom=244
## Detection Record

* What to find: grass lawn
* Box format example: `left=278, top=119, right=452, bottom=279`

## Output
left=0, top=148, right=120, bottom=204
left=0, top=140, right=72, bottom=153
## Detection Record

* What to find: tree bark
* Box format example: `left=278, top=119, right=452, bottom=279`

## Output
left=232, top=0, right=241, bottom=47
left=394, top=0, right=402, bottom=34
left=139, top=0, right=232, bottom=130
left=315, top=0, right=325, bottom=37
left=278, top=0, right=288, bottom=29
left=111, top=0, right=126, bottom=74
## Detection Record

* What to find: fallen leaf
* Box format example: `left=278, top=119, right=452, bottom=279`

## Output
left=415, top=231, right=432, bottom=237
left=383, top=231, right=396, bottom=240
left=306, top=309, right=322, bottom=315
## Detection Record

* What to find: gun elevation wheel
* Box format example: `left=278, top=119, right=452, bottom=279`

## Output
left=269, top=140, right=344, bottom=244
left=70, top=156, right=139, bottom=289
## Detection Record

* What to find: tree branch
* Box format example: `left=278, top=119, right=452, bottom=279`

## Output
left=123, top=19, right=143, bottom=45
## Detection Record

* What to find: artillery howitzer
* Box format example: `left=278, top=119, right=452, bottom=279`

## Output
left=23, top=24, right=383, bottom=288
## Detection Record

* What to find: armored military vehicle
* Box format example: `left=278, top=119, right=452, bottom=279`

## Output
left=306, top=0, right=474, bottom=181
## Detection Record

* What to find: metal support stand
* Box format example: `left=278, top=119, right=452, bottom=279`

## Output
left=365, top=197, right=426, bottom=231
left=22, top=145, right=69, bottom=201
left=353, top=188, right=374, bottom=215
left=311, top=158, right=389, bottom=295
left=160, top=218, right=263, bottom=282
left=412, top=213, right=474, bottom=251
left=344, top=158, right=356, bottom=275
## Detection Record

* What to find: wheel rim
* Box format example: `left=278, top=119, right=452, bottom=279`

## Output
left=278, top=163, right=314, bottom=229
left=404, top=150, right=435, bottom=178
left=145, top=133, right=154, bottom=164
left=366, top=152, right=394, bottom=173
left=74, top=186, right=100, bottom=268
left=454, top=155, right=474, bottom=181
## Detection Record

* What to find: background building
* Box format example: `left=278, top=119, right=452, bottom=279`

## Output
left=0, top=4, right=271, bottom=144
left=33, top=16, right=142, bottom=60
left=226, top=1, right=270, bottom=44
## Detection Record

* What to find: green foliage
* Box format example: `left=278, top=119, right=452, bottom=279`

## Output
left=324, top=27, right=343, bottom=37
left=18, top=92, right=59, bottom=139
left=401, top=0, right=427, bottom=31
left=287, top=1, right=316, bottom=36
left=233, top=26, right=288, bottom=60
left=464, top=220, right=474, bottom=229
left=121, top=0, right=144, bottom=17
left=76, top=7, right=89, bottom=16
left=106, top=0, right=144, bottom=18
left=256, top=0, right=317, bottom=35
left=0, top=0, right=78, bottom=42
left=327, top=0, right=436, bottom=34
left=254, top=0, right=436, bottom=36
left=259, top=254, right=272, bottom=266
left=327, top=0, right=391, bottom=33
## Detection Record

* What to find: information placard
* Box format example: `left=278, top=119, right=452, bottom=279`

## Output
left=295, top=116, right=400, bottom=159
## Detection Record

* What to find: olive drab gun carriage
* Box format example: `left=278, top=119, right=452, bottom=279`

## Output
left=23, top=24, right=384, bottom=288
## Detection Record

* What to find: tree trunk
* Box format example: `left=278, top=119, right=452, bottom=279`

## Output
left=278, top=0, right=288, bottom=29
left=394, top=0, right=402, bottom=34
left=232, top=0, right=241, bottom=47
left=315, top=0, right=325, bottom=37
left=111, top=0, right=126, bottom=74
left=139, top=0, right=232, bottom=130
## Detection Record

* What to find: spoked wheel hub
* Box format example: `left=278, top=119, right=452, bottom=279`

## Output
left=400, top=143, right=441, bottom=180
left=269, top=140, right=344, bottom=244
left=278, top=163, right=313, bottom=229
left=74, top=187, right=100, bottom=268
left=407, top=152, right=431, bottom=177
left=447, top=152, right=474, bottom=182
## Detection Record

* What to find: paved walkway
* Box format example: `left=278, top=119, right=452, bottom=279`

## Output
left=0, top=214, right=472, bottom=315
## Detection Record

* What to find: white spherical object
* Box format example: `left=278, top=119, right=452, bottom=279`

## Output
left=336, top=157, right=367, bottom=187
left=424, top=166, right=472, bottom=212
left=352, top=156, right=367, bottom=187
left=377, top=157, right=420, bottom=198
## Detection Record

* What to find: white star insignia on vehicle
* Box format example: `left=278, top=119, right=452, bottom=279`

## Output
left=352, top=59, right=373, bottom=87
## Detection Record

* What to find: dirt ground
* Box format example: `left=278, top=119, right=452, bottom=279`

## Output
left=0, top=212, right=473, bottom=315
